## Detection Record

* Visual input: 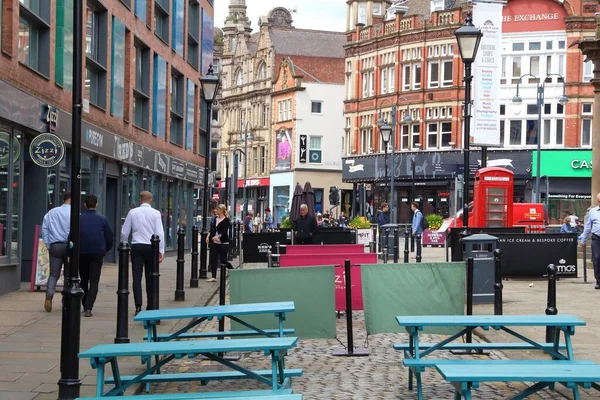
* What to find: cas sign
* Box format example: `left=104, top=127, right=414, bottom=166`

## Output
left=29, top=133, right=66, bottom=168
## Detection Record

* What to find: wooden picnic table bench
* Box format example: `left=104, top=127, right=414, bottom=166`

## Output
left=395, top=314, right=586, bottom=400
left=78, top=337, right=299, bottom=397
left=76, top=391, right=302, bottom=400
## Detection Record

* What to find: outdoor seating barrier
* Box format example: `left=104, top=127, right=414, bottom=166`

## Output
left=404, top=230, right=410, bottom=263
left=115, top=242, right=130, bottom=344
left=494, top=249, right=503, bottom=315
left=175, top=228, right=185, bottom=302
left=150, top=234, right=161, bottom=313
left=190, top=225, right=199, bottom=288
left=546, top=264, right=558, bottom=342
left=332, top=260, right=368, bottom=357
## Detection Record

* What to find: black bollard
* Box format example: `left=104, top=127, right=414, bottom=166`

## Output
left=190, top=226, right=199, bottom=288
left=493, top=249, right=503, bottom=315
left=411, top=235, right=415, bottom=253
left=199, top=230, right=208, bottom=280
left=115, top=242, right=130, bottom=344
left=466, top=257, right=474, bottom=344
left=228, top=225, right=234, bottom=261
left=404, top=229, right=410, bottom=263
left=393, top=228, right=399, bottom=263
left=175, top=228, right=185, bottom=301
left=545, top=264, right=558, bottom=343
left=218, top=262, right=227, bottom=332
left=150, top=234, right=160, bottom=311
left=383, top=247, right=388, bottom=264
left=416, top=234, right=422, bottom=263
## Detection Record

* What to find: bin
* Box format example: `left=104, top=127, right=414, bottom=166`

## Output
left=462, top=234, right=498, bottom=304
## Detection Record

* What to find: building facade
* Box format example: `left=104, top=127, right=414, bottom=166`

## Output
left=0, top=0, right=214, bottom=295
left=342, top=0, right=596, bottom=223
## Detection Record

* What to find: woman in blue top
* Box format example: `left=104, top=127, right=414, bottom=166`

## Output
left=560, top=217, right=573, bottom=233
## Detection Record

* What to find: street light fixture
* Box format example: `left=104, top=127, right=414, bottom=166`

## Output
left=455, top=11, right=482, bottom=237
left=512, top=73, right=568, bottom=203
left=378, top=120, right=392, bottom=204
left=200, top=65, right=221, bottom=280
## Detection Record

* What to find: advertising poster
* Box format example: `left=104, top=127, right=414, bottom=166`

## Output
left=472, top=1, right=503, bottom=146
left=30, top=225, right=64, bottom=291
left=201, top=10, right=214, bottom=73
left=422, top=230, right=446, bottom=247
left=275, top=130, right=292, bottom=170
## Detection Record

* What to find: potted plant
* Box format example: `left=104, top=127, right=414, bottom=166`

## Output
left=423, top=213, right=445, bottom=246
left=280, top=217, right=293, bottom=229
left=350, top=216, right=373, bottom=245
left=425, top=214, right=444, bottom=230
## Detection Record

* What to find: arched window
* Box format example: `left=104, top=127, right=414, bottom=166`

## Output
left=235, top=69, right=243, bottom=86
left=257, top=62, right=267, bottom=80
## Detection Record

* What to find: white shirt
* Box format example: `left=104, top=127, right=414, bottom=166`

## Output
left=569, top=214, right=579, bottom=228
left=121, top=203, right=165, bottom=254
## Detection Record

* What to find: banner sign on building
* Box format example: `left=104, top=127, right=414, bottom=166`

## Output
left=472, top=1, right=503, bottom=146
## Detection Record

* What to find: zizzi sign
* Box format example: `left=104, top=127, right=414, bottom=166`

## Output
left=29, top=133, right=65, bottom=168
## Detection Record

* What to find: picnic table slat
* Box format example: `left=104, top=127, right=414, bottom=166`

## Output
left=134, top=302, right=295, bottom=322
left=396, top=314, right=586, bottom=327
left=75, top=389, right=298, bottom=399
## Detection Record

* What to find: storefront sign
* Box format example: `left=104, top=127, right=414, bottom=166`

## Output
left=218, top=177, right=271, bottom=189
left=0, top=132, right=20, bottom=167
left=502, top=0, right=567, bottom=33
left=44, top=105, right=58, bottom=132
left=29, top=133, right=65, bottom=168
left=299, top=134, right=307, bottom=163
left=170, top=159, right=186, bottom=180
left=548, top=194, right=591, bottom=200
left=472, top=1, right=502, bottom=146
left=532, top=150, right=592, bottom=178
left=275, top=129, right=292, bottom=170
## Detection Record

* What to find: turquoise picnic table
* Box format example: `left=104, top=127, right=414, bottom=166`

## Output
left=395, top=314, right=588, bottom=400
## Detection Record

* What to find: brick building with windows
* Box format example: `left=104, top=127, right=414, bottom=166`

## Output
left=342, top=0, right=597, bottom=224
left=0, top=0, right=214, bottom=295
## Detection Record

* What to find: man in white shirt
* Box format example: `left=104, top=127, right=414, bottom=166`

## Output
left=121, top=191, right=165, bottom=315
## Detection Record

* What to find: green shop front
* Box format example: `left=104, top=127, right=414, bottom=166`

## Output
left=532, top=150, right=592, bottom=225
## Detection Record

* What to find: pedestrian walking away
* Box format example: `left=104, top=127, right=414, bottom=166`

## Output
left=411, top=202, right=424, bottom=259
left=41, top=191, right=71, bottom=312
left=578, top=193, right=600, bottom=289
left=121, top=191, right=165, bottom=315
left=78, top=194, right=114, bottom=317
left=293, top=204, right=317, bottom=244
left=207, top=204, right=234, bottom=282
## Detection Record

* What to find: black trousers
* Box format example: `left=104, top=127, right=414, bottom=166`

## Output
left=131, top=244, right=153, bottom=307
left=592, top=236, right=600, bottom=283
left=79, top=254, right=104, bottom=311
left=212, top=243, right=232, bottom=277
left=296, top=236, right=313, bottom=245
left=209, top=243, right=219, bottom=278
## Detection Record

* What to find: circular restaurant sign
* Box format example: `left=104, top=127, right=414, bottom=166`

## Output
left=29, top=133, right=65, bottom=168
left=0, top=132, right=20, bottom=167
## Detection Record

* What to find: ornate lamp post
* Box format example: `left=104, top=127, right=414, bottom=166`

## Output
left=199, top=66, right=220, bottom=280
left=378, top=121, right=392, bottom=204
left=454, top=12, right=482, bottom=236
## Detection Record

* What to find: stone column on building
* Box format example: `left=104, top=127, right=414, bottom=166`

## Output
left=578, top=14, right=600, bottom=203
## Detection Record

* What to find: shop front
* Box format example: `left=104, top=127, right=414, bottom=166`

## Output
left=217, top=177, right=270, bottom=219
left=532, top=150, right=592, bottom=224
left=342, top=149, right=533, bottom=223
left=269, top=172, right=294, bottom=227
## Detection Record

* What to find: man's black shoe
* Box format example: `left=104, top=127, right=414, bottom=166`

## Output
left=595, top=284, right=600, bottom=290
left=135, top=306, right=142, bottom=316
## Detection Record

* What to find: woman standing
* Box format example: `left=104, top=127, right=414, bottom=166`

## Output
left=206, top=204, right=233, bottom=282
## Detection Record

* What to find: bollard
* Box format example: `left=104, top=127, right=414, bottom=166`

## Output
left=115, top=242, right=130, bottom=344
left=228, top=225, right=234, bottom=261
left=545, top=264, right=558, bottom=343
left=493, top=249, right=503, bottom=315
left=218, top=262, right=227, bottom=332
left=199, top=230, right=208, bottom=280
left=267, top=250, right=272, bottom=268
left=190, top=226, right=199, bottom=288
left=583, top=242, right=588, bottom=283
left=393, top=228, right=399, bottom=263
left=150, top=235, right=161, bottom=312
left=411, top=235, right=415, bottom=253
left=369, top=241, right=376, bottom=253
left=175, top=228, right=185, bottom=301
left=416, top=235, right=422, bottom=263
left=466, top=257, right=474, bottom=344
left=404, top=229, right=410, bottom=263
left=383, top=247, right=388, bottom=264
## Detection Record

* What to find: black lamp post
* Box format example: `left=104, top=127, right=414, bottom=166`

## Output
left=378, top=122, right=392, bottom=204
left=454, top=12, right=482, bottom=237
left=58, top=0, right=84, bottom=398
left=200, top=66, right=220, bottom=280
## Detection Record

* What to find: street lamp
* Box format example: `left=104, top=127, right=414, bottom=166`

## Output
left=377, top=96, right=411, bottom=223
left=455, top=11, right=482, bottom=237
left=200, top=65, right=221, bottom=280
left=512, top=74, right=568, bottom=203
left=378, top=120, right=392, bottom=203
left=236, top=121, right=253, bottom=218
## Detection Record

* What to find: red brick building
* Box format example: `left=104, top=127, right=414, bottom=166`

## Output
left=342, top=0, right=596, bottom=223
left=0, top=0, right=214, bottom=294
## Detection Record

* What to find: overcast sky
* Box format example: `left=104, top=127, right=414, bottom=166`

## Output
left=214, top=0, right=347, bottom=32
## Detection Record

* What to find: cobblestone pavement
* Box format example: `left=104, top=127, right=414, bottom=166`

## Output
left=155, top=263, right=577, bottom=400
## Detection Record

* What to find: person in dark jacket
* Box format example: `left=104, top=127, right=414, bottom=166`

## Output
left=78, top=194, right=114, bottom=317
left=293, top=204, right=317, bottom=244
left=377, top=203, right=390, bottom=227
left=244, top=212, right=253, bottom=233
left=207, top=204, right=233, bottom=282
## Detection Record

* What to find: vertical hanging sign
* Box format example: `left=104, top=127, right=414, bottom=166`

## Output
left=472, top=1, right=503, bottom=146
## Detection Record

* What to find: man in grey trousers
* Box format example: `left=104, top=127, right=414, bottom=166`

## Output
left=41, top=191, right=71, bottom=312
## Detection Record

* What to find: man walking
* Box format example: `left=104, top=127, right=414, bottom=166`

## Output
left=411, top=202, right=424, bottom=260
left=293, top=204, right=317, bottom=244
left=578, top=193, right=600, bottom=289
left=78, top=194, right=113, bottom=317
left=121, top=191, right=165, bottom=315
left=263, top=208, right=274, bottom=231
left=377, top=203, right=390, bottom=227
left=41, top=191, right=71, bottom=312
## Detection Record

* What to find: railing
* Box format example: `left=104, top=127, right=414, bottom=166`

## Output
left=384, top=20, right=396, bottom=35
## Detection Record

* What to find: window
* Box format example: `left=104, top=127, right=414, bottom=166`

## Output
left=154, top=0, right=169, bottom=43
left=19, top=1, right=50, bottom=76
left=153, top=55, right=167, bottom=138
left=55, top=2, right=74, bottom=89
left=381, top=68, right=388, bottom=94
left=442, top=61, right=453, bottom=87
left=413, top=63, right=421, bottom=89
left=121, top=0, right=131, bottom=7
left=403, top=65, right=410, bottom=91
left=133, top=39, right=150, bottom=130
left=252, top=147, right=258, bottom=174
left=170, top=70, right=184, bottom=145
left=85, top=2, right=108, bottom=108
left=308, top=136, right=322, bottom=164
left=583, top=60, right=593, bottom=82
left=277, top=100, right=291, bottom=121
left=425, top=122, right=451, bottom=149
left=427, top=123, right=437, bottom=149
left=401, top=125, right=409, bottom=150
left=171, top=0, right=184, bottom=54
left=311, top=101, right=322, bottom=114
left=357, top=2, right=367, bottom=25
left=187, top=0, right=199, bottom=69
left=582, top=103, right=592, bottom=147
left=185, top=79, right=195, bottom=150
left=431, top=0, right=444, bottom=11
left=369, top=71, right=374, bottom=96
left=389, top=67, right=395, bottom=92
left=135, top=0, right=147, bottom=23
left=261, top=104, right=268, bottom=127
left=235, top=69, right=243, bottom=86
left=110, top=17, right=126, bottom=119
left=260, top=146, right=267, bottom=174
left=257, top=62, right=267, bottom=80
left=411, top=124, right=420, bottom=148
left=362, top=72, right=369, bottom=97
left=511, top=57, right=521, bottom=84
left=428, top=61, right=439, bottom=88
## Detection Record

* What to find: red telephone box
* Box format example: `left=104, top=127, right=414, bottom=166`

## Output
left=473, top=167, right=514, bottom=228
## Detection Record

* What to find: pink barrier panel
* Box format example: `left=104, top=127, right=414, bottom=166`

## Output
left=335, top=265, right=363, bottom=311
left=285, top=244, right=365, bottom=255
left=279, top=253, right=376, bottom=267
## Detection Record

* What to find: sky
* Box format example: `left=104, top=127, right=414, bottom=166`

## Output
left=214, top=0, right=347, bottom=32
